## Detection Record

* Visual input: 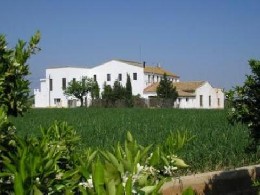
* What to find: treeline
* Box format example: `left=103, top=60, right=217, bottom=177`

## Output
left=93, top=74, right=145, bottom=108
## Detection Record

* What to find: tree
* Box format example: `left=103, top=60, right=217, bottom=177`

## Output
left=125, top=74, right=133, bottom=107
left=226, top=59, right=260, bottom=147
left=113, top=80, right=125, bottom=101
left=90, top=80, right=100, bottom=100
left=0, top=31, right=41, bottom=116
left=64, top=77, right=94, bottom=107
left=156, top=73, right=178, bottom=100
left=101, top=82, right=113, bottom=107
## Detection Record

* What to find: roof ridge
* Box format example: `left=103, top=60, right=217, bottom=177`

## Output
left=114, top=59, right=142, bottom=64
left=47, top=66, right=89, bottom=69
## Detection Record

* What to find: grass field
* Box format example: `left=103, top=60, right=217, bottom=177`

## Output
left=10, top=108, right=259, bottom=173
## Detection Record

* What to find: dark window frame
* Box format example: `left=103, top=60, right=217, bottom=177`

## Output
left=200, top=95, right=203, bottom=107
left=62, top=78, right=66, bottom=90
left=49, top=79, right=53, bottom=91
left=118, top=73, right=122, bottom=81
left=107, top=74, right=111, bottom=81
left=133, top=73, right=137, bottom=80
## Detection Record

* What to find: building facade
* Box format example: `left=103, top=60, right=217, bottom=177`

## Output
left=34, top=59, right=224, bottom=108
left=144, top=81, right=224, bottom=108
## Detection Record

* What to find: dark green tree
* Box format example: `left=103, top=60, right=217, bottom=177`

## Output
left=101, top=82, right=113, bottom=107
left=125, top=74, right=133, bottom=107
left=227, top=59, right=260, bottom=147
left=156, top=73, right=178, bottom=100
left=64, top=76, right=94, bottom=107
left=113, top=80, right=125, bottom=100
left=0, top=31, right=41, bottom=116
left=90, top=80, right=100, bottom=99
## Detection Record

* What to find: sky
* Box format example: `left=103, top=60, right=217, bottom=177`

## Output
left=1, top=0, right=260, bottom=90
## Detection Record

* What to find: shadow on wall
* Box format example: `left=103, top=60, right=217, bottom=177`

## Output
left=161, top=166, right=260, bottom=195
left=203, top=167, right=260, bottom=195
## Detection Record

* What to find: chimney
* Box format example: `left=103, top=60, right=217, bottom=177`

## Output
left=143, top=61, right=146, bottom=68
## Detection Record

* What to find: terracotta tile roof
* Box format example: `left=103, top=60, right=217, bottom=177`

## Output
left=144, top=66, right=179, bottom=78
left=115, top=59, right=179, bottom=78
left=143, top=81, right=206, bottom=97
left=144, top=83, right=159, bottom=93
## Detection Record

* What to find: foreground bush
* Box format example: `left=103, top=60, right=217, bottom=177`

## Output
left=0, top=108, right=189, bottom=194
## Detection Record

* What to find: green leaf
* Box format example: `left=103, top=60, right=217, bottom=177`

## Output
left=125, top=177, right=132, bottom=195
left=116, top=183, right=124, bottom=195
left=173, top=157, right=189, bottom=168
left=149, top=146, right=160, bottom=166
left=140, top=185, right=156, bottom=194
left=92, top=160, right=105, bottom=193
left=33, top=185, right=43, bottom=195
left=107, top=179, right=116, bottom=195
left=127, top=131, right=133, bottom=142
left=137, top=173, right=148, bottom=186
left=14, top=172, right=24, bottom=195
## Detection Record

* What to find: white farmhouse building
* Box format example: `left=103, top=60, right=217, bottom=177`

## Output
left=34, top=59, right=224, bottom=108
left=144, top=81, right=224, bottom=109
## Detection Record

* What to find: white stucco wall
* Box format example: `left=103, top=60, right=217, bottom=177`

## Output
left=34, top=61, right=146, bottom=108
left=193, top=82, right=224, bottom=109
left=34, top=79, right=49, bottom=107
left=177, top=97, right=196, bottom=108
left=47, top=67, right=90, bottom=107
left=34, top=67, right=90, bottom=107
left=90, top=60, right=144, bottom=96
left=143, top=82, right=225, bottom=109
left=34, top=61, right=224, bottom=109
left=144, top=73, right=179, bottom=87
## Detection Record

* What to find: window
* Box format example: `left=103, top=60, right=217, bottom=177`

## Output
left=200, top=95, right=203, bottom=107
left=209, top=96, right=211, bottom=107
left=133, top=73, right=137, bottom=80
left=148, top=75, right=151, bottom=83
left=152, top=75, right=155, bottom=83
left=157, top=76, right=159, bottom=82
left=118, top=73, right=122, bottom=81
left=73, top=78, right=76, bottom=83
left=62, top=78, right=66, bottom=90
left=107, top=74, right=111, bottom=81
left=49, top=79, right=53, bottom=91
left=93, top=74, right=97, bottom=81
left=218, top=98, right=220, bottom=106
left=54, top=98, right=61, bottom=107
left=186, top=98, right=189, bottom=102
left=54, top=98, right=61, bottom=104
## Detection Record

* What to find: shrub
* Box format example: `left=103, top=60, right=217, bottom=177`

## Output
left=227, top=59, right=260, bottom=148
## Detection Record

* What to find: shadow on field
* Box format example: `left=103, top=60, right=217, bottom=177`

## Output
left=203, top=167, right=260, bottom=195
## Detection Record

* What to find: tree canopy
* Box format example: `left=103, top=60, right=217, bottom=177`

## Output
left=156, top=73, right=178, bottom=100
left=90, top=80, right=100, bottom=100
left=0, top=31, right=41, bottom=116
left=64, top=77, right=95, bottom=107
left=101, top=74, right=133, bottom=107
left=227, top=59, right=260, bottom=147
left=125, top=74, right=133, bottom=107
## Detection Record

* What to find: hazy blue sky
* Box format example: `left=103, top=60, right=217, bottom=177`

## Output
left=1, top=1, right=260, bottom=90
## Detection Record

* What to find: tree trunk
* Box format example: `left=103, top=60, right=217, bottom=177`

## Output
left=80, top=98, right=83, bottom=107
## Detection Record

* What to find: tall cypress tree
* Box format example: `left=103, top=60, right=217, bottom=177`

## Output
left=125, top=74, right=133, bottom=107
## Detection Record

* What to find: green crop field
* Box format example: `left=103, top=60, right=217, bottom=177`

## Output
left=10, top=108, right=259, bottom=173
